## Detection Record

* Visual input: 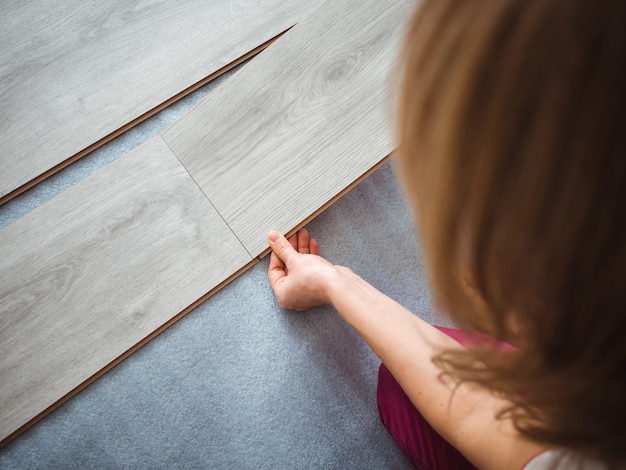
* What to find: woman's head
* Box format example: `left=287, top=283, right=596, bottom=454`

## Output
left=397, top=0, right=626, bottom=465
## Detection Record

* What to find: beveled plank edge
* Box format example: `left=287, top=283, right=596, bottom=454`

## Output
left=256, top=153, right=394, bottom=260
left=0, top=30, right=290, bottom=208
left=0, top=258, right=259, bottom=449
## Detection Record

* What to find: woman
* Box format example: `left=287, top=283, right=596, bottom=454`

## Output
left=267, top=0, right=625, bottom=468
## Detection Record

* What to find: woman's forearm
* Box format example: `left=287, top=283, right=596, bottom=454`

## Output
left=326, top=267, right=476, bottom=434
left=325, top=267, right=545, bottom=470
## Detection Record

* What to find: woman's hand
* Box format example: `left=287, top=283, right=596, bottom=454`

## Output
left=267, top=229, right=340, bottom=311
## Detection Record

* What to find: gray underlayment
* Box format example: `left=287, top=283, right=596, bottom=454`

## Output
left=0, top=54, right=439, bottom=470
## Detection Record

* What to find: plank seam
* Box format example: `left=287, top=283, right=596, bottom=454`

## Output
left=160, top=135, right=254, bottom=259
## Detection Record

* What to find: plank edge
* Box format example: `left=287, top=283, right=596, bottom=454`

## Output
left=256, top=153, right=394, bottom=260
left=0, top=258, right=259, bottom=448
left=0, top=29, right=290, bottom=207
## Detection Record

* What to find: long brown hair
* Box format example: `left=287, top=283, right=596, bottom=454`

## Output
left=397, top=0, right=626, bottom=466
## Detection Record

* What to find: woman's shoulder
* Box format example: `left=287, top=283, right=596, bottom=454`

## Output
left=524, top=449, right=609, bottom=470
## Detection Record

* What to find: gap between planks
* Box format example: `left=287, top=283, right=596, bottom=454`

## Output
left=0, top=30, right=289, bottom=208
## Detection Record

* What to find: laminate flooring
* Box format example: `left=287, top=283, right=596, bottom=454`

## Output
left=0, top=136, right=252, bottom=444
left=0, top=0, right=315, bottom=203
left=162, top=0, right=415, bottom=257
left=0, top=0, right=414, bottom=448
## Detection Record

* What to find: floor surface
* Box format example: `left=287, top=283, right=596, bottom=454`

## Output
left=0, top=0, right=410, bottom=443
left=0, top=32, right=436, bottom=470
left=0, top=159, right=429, bottom=469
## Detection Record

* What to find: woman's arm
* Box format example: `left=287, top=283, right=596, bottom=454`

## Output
left=267, top=229, right=546, bottom=470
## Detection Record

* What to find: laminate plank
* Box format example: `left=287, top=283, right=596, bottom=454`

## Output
left=0, top=0, right=316, bottom=202
left=0, top=136, right=252, bottom=444
left=162, top=0, right=414, bottom=257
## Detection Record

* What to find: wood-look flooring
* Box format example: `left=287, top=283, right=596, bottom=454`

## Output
left=0, top=0, right=314, bottom=203
left=0, top=137, right=252, bottom=444
left=0, top=0, right=414, bottom=447
left=162, top=0, right=414, bottom=257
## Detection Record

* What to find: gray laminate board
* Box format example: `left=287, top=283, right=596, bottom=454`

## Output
left=0, top=0, right=316, bottom=202
left=0, top=136, right=252, bottom=444
left=162, top=0, right=414, bottom=257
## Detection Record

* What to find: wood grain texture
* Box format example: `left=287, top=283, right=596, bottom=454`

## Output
left=0, top=0, right=315, bottom=201
left=0, top=136, right=252, bottom=443
left=162, top=0, right=414, bottom=257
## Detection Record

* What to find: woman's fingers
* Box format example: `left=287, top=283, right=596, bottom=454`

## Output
left=267, top=229, right=320, bottom=272
left=294, top=228, right=319, bottom=255
left=288, top=232, right=298, bottom=251
left=268, top=231, right=299, bottom=268
left=267, top=251, right=286, bottom=290
left=310, top=237, right=320, bottom=256
left=298, top=228, right=310, bottom=254
left=267, top=228, right=333, bottom=310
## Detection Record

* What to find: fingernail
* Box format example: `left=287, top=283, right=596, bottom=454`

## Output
left=268, top=231, right=280, bottom=243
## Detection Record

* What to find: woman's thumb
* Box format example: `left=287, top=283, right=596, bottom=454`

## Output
left=268, top=231, right=296, bottom=265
